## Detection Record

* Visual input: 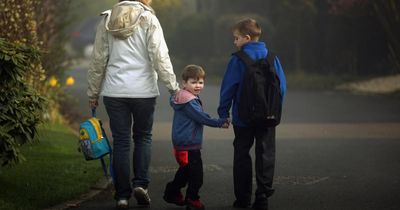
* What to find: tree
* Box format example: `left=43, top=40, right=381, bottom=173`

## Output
left=372, top=0, right=400, bottom=72
left=0, top=0, right=45, bottom=90
left=0, top=38, right=46, bottom=167
left=327, top=0, right=400, bottom=74
left=0, top=0, right=72, bottom=167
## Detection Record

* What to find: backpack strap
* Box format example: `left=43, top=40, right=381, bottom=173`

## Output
left=91, top=108, right=96, bottom=117
left=234, top=50, right=276, bottom=69
left=92, top=108, right=115, bottom=183
left=233, top=50, right=255, bottom=66
left=266, top=51, right=276, bottom=69
left=266, top=51, right=282, bottom=93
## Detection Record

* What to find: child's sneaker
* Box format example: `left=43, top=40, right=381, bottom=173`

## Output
left=186, top=198, right=205, bottom=210
left=163, top=191, right=185, bottom=206
left=116, top=198, right=129, bottom=209
left=252, top=197, right=269, bottom=210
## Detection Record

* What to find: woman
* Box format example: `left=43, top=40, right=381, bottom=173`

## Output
left=87, top=0, right=179, bottom=208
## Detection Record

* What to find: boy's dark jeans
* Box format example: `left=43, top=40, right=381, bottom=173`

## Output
left=103, top=96, right=156, bottom=200
left=233, top=126, right=276, bottom=203
left=165, top=150, right=203, bottom=200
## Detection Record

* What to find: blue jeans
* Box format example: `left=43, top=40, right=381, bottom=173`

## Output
left=103, top=96, right=156, bottom=200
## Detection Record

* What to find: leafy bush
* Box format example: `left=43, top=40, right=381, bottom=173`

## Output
left=0, top=38, right=47, bottom=167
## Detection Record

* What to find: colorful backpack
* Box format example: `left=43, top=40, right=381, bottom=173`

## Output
left=79, top=109, right=113, bottom=178
left=79, top=117, right=111, bottom=160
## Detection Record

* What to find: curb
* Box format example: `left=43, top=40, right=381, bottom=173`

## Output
left=45, top=177, right=112, bottom=210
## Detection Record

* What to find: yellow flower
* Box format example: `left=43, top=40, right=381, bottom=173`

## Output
left=66, top=76, right=75, bottom=86
left=49, top=77, right=58, bottom=87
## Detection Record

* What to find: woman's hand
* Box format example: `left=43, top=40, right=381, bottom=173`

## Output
left=89, top=99, right=98, bottom=109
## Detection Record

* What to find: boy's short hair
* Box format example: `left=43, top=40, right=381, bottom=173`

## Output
left=182, top=64, right=205, bottom=81
left=232, top=18, right=261, bottom=41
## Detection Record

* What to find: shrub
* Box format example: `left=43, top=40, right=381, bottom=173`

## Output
left=0, top=38, right=47, bottom=167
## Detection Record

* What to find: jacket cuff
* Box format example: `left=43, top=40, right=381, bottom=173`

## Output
left=169, top=87, right=180, bottom=95
left=88, top=95, right=99, bottom=100
left=219, top=113, right=230, bottom=119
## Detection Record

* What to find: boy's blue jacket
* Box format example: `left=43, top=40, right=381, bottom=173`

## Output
left=218, top=42, right=287, bottom=127
left=171, top=89, right=226, bottom=150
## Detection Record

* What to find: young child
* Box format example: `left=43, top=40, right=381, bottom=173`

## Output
left=163, top=64, right=229, bottom=210
left=218, top=18, right=286, bottom=210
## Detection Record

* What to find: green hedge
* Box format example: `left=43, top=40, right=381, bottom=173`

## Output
left=0, top=38, right=47, bottom=167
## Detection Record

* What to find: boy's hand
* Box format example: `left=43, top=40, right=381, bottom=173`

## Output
left=221, top=118, right=231, bottom=129
left=221, top=122, right=229, bottom=128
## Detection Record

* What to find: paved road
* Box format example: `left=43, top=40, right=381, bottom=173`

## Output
left=62, top=67, right=400, bottom=210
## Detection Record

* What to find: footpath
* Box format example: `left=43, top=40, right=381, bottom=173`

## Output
left=48, top=73, right=400, bottom=210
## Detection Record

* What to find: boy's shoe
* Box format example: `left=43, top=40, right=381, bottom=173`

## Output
left=233, top=199, right=251, bottom=208
left=116, top=199, right=129, bottom=209
left=163, top=191, right=185, bottom=206
left=186, top=198, right=205, bottom=210
left=133, top=187, right=151, bottom=206
left=252, top=198, right=268, bottom=210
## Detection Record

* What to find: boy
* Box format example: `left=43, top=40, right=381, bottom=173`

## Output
left=163, top=64, right=229, bottom=210
left=218, top=18, right=286, bottom=210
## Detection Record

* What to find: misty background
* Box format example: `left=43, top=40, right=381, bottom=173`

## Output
left=66, top=0, right=400, bottom=88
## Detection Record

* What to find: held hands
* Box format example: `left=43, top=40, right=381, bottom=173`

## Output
left=221, top=118, right=231, bottom=129
left=169, top=87, right=181, bottom=96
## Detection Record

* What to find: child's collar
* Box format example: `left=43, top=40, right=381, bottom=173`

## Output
left=173, top=89, right=197, bottom=104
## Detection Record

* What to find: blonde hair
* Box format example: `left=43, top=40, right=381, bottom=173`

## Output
left=138, top=0, right=151, bottom=6
left=119, top=0, right=151, bottom=6
left=182, top=65, right=206, bottom=81
left=232, top=18, right=261, bottom=41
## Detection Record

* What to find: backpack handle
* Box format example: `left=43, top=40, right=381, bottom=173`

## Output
left=91, top=108, right=96, bottom=117
left=266, top=51, right=276, bottom=71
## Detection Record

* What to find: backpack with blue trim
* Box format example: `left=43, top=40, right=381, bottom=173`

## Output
left=234, top=50, right=282, bottom=127
left=79, top=109, right=113, bottom=178
left=79, top=118, right=110, bottom=160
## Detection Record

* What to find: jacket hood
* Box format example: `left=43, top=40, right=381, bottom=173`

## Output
left=104, top=1, right=154, bottom=39
left=171, top=89, right=197, bottom=110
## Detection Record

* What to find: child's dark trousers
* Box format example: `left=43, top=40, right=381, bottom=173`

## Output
left=233, top=126, right=276, bottom=203
left=166, top=150, right=203, bottom=200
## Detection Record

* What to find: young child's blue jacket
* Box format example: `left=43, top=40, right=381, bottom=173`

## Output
left=171, top=89, right=226, bottom=150
left=218, top=41, right=287, bottom=127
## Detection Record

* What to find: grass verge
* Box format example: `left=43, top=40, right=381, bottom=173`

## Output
left=208, top=72, right=361, bottom=90
left=286, top=71, right=360, bottom=90
left=0, top=123, right=104, bottom=210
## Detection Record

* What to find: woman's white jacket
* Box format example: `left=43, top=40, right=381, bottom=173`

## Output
left=87, top=1, right=179, bottom=100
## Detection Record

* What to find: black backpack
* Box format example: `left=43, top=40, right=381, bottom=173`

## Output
left=233, top=50, right=282, bottom=127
